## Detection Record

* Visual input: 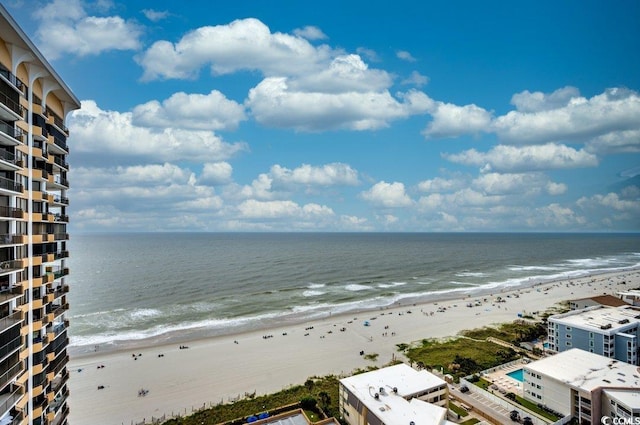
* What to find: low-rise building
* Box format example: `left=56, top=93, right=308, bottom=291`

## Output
left=523, top=348, right=640, bottom=424
left=618, top=290, right=640, bottom=307
left=547, top=305, right=640, bottom=365
left=569, top=294, right=630, bottom=310
left=339, top=363, right=452, bottom=425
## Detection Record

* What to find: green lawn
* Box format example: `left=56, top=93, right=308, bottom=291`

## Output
left=515, top=395, right=561, bottom=421
left=449, top=401, right=469, bottom=417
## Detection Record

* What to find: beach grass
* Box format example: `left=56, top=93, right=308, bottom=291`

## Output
left=161, top=375, right=340, bottom=425
left=460, top=321, right=547, bottom=344
left=404, top=337, right=519, bottom=377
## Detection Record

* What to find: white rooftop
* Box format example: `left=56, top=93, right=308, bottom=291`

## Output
left=549, top=305, right=640, bottom=332
left=340, top=363, right=450, bottom=425
left=603, top=389, right=640, bottom=410
left=525, top=349, right=640, bottom=392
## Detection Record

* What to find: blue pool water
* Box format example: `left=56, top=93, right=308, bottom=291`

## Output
left=507, top=369, right=524, bottom=382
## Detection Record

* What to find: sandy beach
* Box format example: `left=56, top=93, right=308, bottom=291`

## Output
left=67, top=269, right=640, bottom=425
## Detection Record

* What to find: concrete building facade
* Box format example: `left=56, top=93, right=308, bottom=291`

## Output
left=523, top=349, right=640, bottom=425
left=0, top=4, right=80, bottom=425
left=339, top=363, right=452, bottom=425
left=547, top=305, right=640, bottom=365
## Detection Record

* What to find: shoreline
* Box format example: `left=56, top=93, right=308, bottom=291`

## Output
left=67, top=269, right=640, bottom=425
left=68, top=266, right=640, bottom=358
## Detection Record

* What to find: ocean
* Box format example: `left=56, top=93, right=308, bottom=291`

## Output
left=66, top=232, right=640, bottom=354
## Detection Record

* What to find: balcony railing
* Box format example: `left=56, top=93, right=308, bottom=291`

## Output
left=46, top=108, right=68, bottom=134
left=0, top=312, right=21, bottom=334
left=0, top=206, right=24, bottom=219
left=52, top=176, right=69, bottom=188
left=0, top=386, right=22, bottom=418
left=0, top=65, right=25, bottom=93
left=52, top=268, right=69, bottom=279
left=54, top=251, right=69, bottom=260
left=50, top=370, right=68, bottom=394
left=0, top=336, right=21, bottom=362
left=0, top=122, right=23, bottom=143
left=50, top=354, right=68, bottom=377
left=0, top=177, right=22, bottom=193
left=52, top=137, right=69, bottom=153
left=9, top=409, right=23, bottom=425
left=0, top=92, right=23, bottom=118
left=52, top=196, right=69, bottom=205
left=0, top=362, right=22, bottom=390
left=0, top=260, right=22, bottom=273
left=53, top=214, right=69, bottom=223
left=50, top=402, right=69, bottom=425
left=53, top=156, right=68, bottom=169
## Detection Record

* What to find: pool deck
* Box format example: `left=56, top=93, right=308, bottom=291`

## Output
left=482, top=362, right=525, bottom=396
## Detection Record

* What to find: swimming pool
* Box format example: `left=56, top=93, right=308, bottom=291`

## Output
left=507, top=368, right=524, bottom=382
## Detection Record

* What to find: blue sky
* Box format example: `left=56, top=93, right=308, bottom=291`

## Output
left=6, top=0, right=640, bottom=232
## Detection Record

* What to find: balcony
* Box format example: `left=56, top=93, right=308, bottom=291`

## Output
left=0, top=260, right=23, bottom=275
left=0, top=65, right=25, bottom=94
left=52, top=156, right=68, bottom=170
left=0, top=234, right=25, bottom=246
left=0, top=206, right=25, bottom=220
left=0, top=336, right=21, bottom=364
left=0, top=386, right=23, bottom=418
left=45, top=108, right=68, bottom=135
left=0, top=362, right=23, bottom=391
left=51, top=196, right=69, bottom=206
left=49, top=353, right=67, bottom=377
left=53, top=251, right=69, bottom=260
left=48, top=175, right=69, bottom=190
left=0, top=312, right=22, bottom=334
left=53, top=214, right=69, bottom=223
left=50, top=268, right=69, bottom=280
left=0, top=122, right=22, bottom=147
left=0, top=177, right=22, bottom=194
left=0, top=287, right=22, bottom=307
left=53, top=233, right=69, bottom=241
left=50, top=370, right=68, bottom=394
left=0, top=90, right=22, bottom=122
left=49, top=400, right=69, bottom=425
left=49, top=137, right=69, bottom=155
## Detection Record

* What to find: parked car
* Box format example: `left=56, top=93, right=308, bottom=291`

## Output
left=460, top=386, right=469, bottom=393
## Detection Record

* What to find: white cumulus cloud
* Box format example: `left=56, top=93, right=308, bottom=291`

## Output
left=422, top=102, right=492, bottom=138
left=444, top=143, right=598, bottom=172
left=69, top=100, right=248, bottom=163
left=34, top=0, right=142, bottom=60
left=132, top=90, right=246, bottom=131
left=361, top=181, right=413, bottom=208
left=137, top=18, right=333, bottom=81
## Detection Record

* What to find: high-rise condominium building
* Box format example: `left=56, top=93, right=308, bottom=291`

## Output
left=0, top=4, right=80, bottom=425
